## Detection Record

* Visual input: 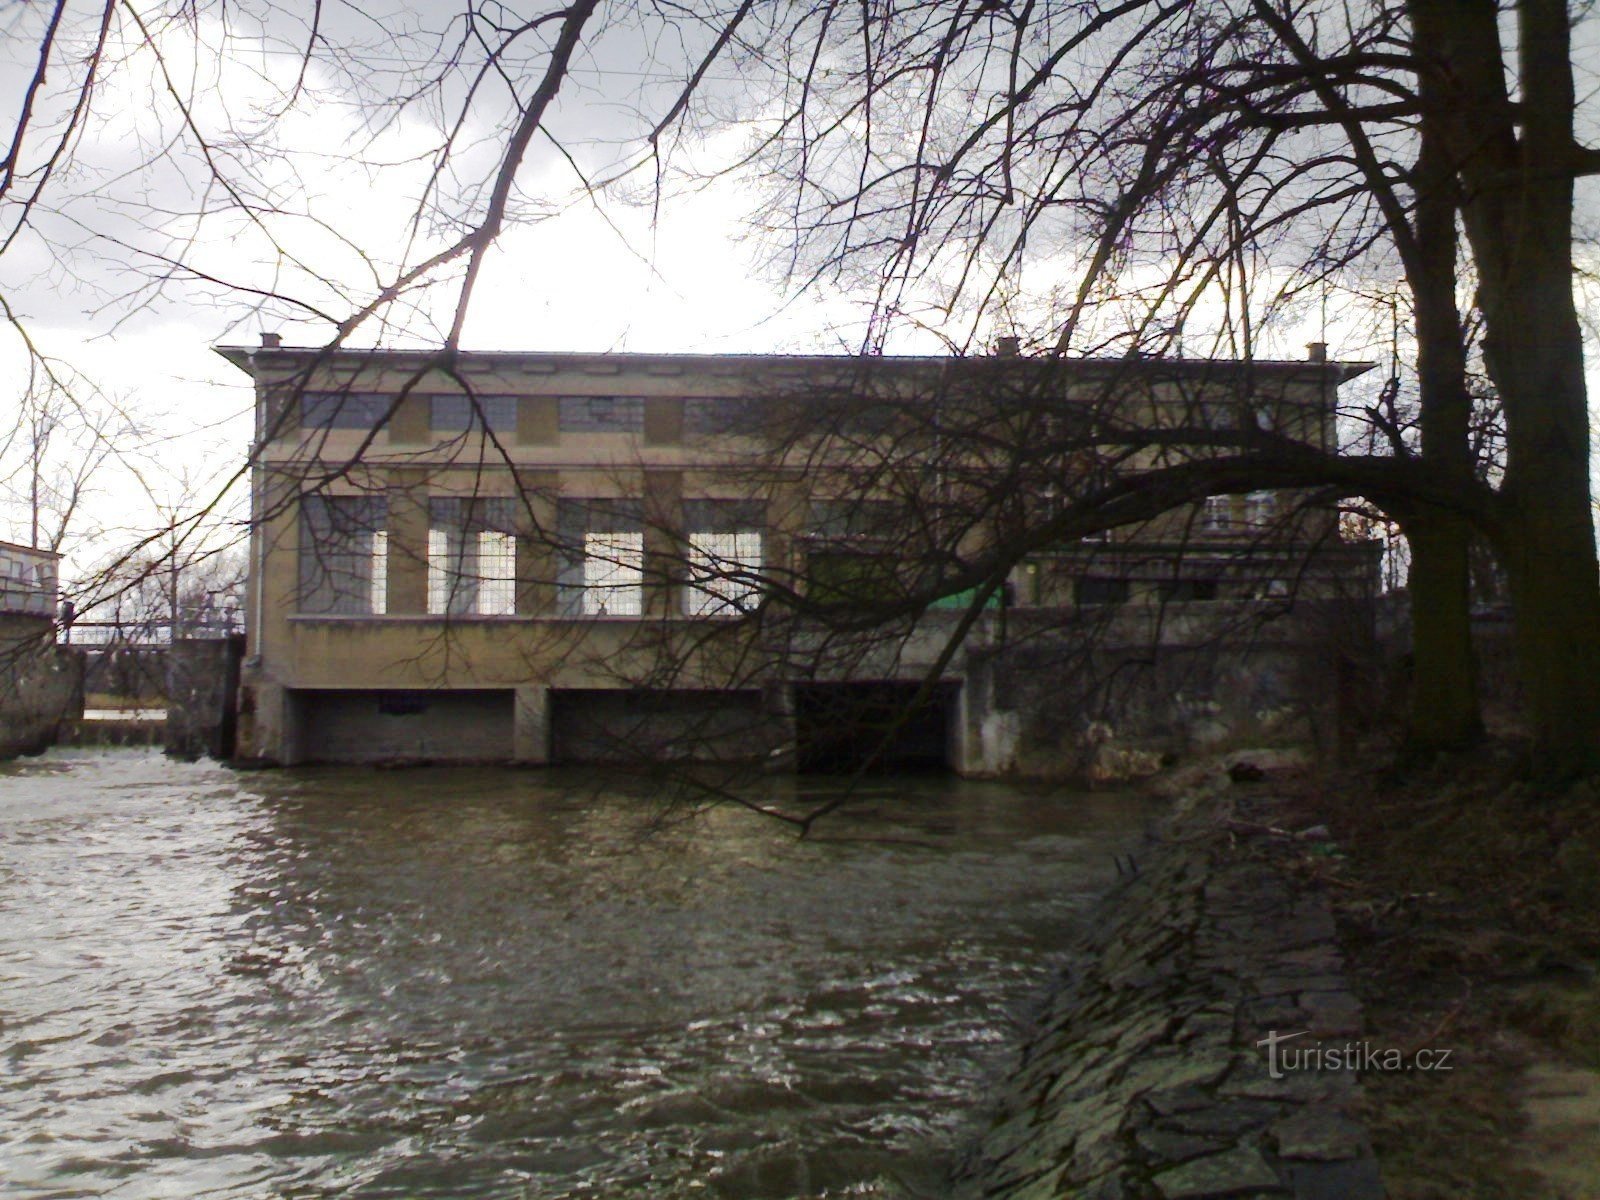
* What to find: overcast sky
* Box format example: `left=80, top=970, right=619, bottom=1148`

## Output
left=3, top=1, right=1598, bottom=594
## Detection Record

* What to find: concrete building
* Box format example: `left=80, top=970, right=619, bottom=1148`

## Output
left=0, top=540, right=79, bottom=758
left=219, top=341, right=1375, bottom=773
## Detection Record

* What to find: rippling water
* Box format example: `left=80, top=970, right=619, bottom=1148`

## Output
left=0, top=749, right=1153, bottom=1199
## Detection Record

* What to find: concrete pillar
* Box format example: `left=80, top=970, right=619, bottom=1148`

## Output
left=514, top=471, right=558, bottom=616
left=240, top=679, right=295, bottom=764
left=518, top=396, right=558, bottom=445
left=514, top=685, right=551, bottom=764
left=643, top=396, right=684, bottom=446
left=386, top=470, right=429, bottom=615
left=388, top=392, right=429, bottom=443
left=762, top=682, right=797, bottom=772
left=643, top=470, right=683, bottom=618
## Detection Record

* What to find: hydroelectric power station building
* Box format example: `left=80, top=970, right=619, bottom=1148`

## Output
left=221, top=339, right=1377, bottom=774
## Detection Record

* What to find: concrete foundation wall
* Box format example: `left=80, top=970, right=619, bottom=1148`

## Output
left=166, top=635, right=244, bottom=761
left=292, top=688, right=515, bottom=764
left=549, top=688, right=776, bottom=764
left=0, top=613, right=83, bottom=758
left=958, top=600, right=1374, bottom=781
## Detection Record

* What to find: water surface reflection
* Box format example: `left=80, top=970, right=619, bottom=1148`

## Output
left=0, top=751, right=1154, bottom=1198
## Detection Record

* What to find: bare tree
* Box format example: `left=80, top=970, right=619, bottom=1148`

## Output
left=628, top=0, right=1600, bottom=775
left=5, top=1, right=1598, bottom=776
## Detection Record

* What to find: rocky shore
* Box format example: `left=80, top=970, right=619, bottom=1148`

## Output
left=961, top=784, right=1386, bottom=1199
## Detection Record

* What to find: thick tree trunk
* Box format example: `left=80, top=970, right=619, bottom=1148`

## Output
left=1404, top=513, right=1483, bottom=754
left=1400, top=73, right=1483, bottom=754
left=1418, top=0, right=1600, bottom=775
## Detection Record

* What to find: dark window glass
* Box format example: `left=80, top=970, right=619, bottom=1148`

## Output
left=430, top=395, right=518, bottom=433
left=298, top=494, right=388, bottom=614
left=301, top=392, right=392, bottom=430
left=810, top=498, right=900, bottom=542
left=1075, top=577, right=1130, bottom=606
left=684, top=396, right=757, bottom=436
left=558, top=395, right=644, bottom=433
left=1157, top=579, right=1220, bottom=603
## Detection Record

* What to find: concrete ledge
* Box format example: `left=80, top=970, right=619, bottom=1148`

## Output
left=960, top=789, right=1384, bottom=1199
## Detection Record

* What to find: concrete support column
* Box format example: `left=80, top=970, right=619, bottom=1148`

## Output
left=762, top=682, right=797, bottom=772
left=766, top=477, right=810, bottom=598
left=388, top=392, right=429, bottom=443
left=643, top=396, right=684, bottom=446
left=514, top=471, right=558, bottom=616
left=643, top=470, right=683, bottom=619
left=239, top=679, right=296, bottom=764
left=386, top=469, right=429, bottom=615
left=513, top=685, right=552, bottom=764
left=518, top=396, right=558, bottom=446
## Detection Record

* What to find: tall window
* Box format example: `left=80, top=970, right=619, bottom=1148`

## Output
left=299, top=495, right=388, bottom=614
left=427, top=498, right=518, bottom=616
left=1244, top=490, right=1278, bottom=527
left=558, top=499, right=643, bottom=616
left=683, top=500, right=763, bottom=616
left=806, top=498, right=902, bottom=607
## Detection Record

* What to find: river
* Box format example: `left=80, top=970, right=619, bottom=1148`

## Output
left=0, top=749, right=1154, bottom=1199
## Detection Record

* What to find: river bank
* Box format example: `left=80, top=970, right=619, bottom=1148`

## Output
left=964, top=744, right=1600, bottom=1199
left=961, top=765, right=1385, bottom=1199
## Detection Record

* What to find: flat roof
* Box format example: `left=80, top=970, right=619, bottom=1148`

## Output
left=0, top=538, right=60, bottom=559
left=215, top=344, right=1375, bottom=382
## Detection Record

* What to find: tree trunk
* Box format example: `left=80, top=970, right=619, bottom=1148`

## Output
left=1403, top=513, right=1483, bottom=754
left=1418, top=0, right=1600, bottom=775
left=1400, top=67, right=1483, bottom=754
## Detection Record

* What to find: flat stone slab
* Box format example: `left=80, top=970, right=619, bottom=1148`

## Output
left=1151, top=1145, right=1286, bottom=1197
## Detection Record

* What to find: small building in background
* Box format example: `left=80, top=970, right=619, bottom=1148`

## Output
left=0, top=539, right=80, bottom=758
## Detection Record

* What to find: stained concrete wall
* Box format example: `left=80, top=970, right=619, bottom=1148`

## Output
left=166, top=635, right=244, bottom=761
left=292, top=688, right=516, bottom=764
left=959, top=600, right=1375, bottom=781
left=0, top=612, right=83, bottom=758
left=549, top=688, right=778, bottom=764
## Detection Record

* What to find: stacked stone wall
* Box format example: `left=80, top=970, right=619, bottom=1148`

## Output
left=961, top=790, right=1383, bottom=1199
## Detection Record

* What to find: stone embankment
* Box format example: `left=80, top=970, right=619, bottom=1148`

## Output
left=963, top=786, right=1385, bottom=1199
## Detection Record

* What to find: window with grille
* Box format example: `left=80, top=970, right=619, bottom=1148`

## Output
left=683, top=396, right=757, bottom=436
left=427, top=498, right=518, bottom=616
left=683, top=500, right=763, bottom=617
left=557, top=395, right=644, bottom=434
left=298, top=495, right=388, bottom=614
left=810, top=498, right=900, bottom=542
left=1201, top=495, right=1234, bottom=532
left=301, top=392, right=392, bottom=430
left=557, top=499, right=644, bottom=616
left=1244, top=490, right=1278, bottom=527
left=429, top=395, right=518, bottom=433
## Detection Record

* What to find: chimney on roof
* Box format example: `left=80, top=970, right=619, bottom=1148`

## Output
left=995, top=335, right=1022, bottom=357
left=1305, top=341, right=1327, bottom=362
left=260, top=331, right=282, bottom=349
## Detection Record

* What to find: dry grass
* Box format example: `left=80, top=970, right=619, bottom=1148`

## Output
left=1241, top=743, right=1600, bottom=1199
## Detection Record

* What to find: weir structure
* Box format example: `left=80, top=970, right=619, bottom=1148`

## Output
left=219, top=340, right=1378, bottom=774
